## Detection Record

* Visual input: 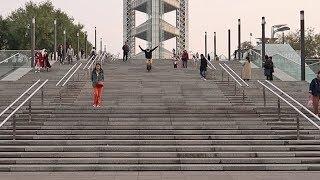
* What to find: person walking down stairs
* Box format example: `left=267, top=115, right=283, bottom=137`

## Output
left=200, top=54, right=208, bottom=81
left=122, top=42, right=130, bottom=62
left=139, top=45, right=158, bottom=72
left=181, top=50, right=189, bottom=68
left=91, top=63, right=104, bottom=108
left=242, top=56, right=252, bottom=81
left=67, top=45, right=74, bottom=65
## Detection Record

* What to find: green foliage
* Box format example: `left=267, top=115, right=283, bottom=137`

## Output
left=0, top=16, right=9, bottom=49
left=279, top=28, right=320, bottom=58
left=1, top=1, right=92, bottom=52
left=241, top=41, right=254, bottom=50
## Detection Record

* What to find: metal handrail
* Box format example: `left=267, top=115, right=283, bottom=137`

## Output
left=219, top=63, right=242, bottom=87
left=223, top=63, right=249, bottom=87
left=0, top=80, right=41, bottom=118
left=257, top=80, right=320, bottom=130
left=56, top=63, right=78, bottom=86
left=88, top=53, right=102, bottom=70
left=0, top=79, right=49, bottom=128
left=83, top=56, right=95, bottom=70
left=0, top=53, right=19, bottom=64
left=62, top=63, right=82, bottom=87
left=266, top=80, right=320, bottom=125
left=206, top=58, right=216, bottom=70
left=100, top=52, right=107, bottom=63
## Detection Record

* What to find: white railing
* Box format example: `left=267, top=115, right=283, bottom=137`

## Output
left=56, top=63, right=79, bottom=86
left=83, top=56, right=95, bottom=70
left=62, top=63, right=83, bottom=87
left=219, top=63, right=242, bottom=87
left=0, top=53, right=19, bottom=64
left=0, top=79, right=49, bottom=139
left=258, top=80, right=320, bottom=140
left=223, top=63, right=249, bottom=87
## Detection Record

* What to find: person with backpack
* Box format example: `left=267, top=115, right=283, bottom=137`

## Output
left=91, top=63, right=104, bottom=107
left=122, top=42, right=130, bottom=62
left=181, top=50, right=189, bottom=68
left=200, top=54, right=208, bottom=81
left=90, top=47, right=96, bottom=60
left=139, top=45, right=158, bottom=72
left=309, top=71, right=320, bottom=116
left=264, top=56, right=274, bottom=81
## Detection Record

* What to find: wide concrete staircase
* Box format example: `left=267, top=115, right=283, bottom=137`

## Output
left=0, top=59, right=320, bottom=171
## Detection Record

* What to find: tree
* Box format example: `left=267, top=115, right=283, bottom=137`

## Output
left=279, top=28, right=319, bottom=58
left=0, top=16, right=8, bottom=49
left=2, top=1, right=92, bottom=52
left=241, top=41, right=254, bottom=50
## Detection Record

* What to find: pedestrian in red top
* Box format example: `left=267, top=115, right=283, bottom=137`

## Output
left=181, top=50, right=189, bottom=68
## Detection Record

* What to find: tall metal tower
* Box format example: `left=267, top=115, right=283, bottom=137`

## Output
left=123, top=0, right=189, bottom=59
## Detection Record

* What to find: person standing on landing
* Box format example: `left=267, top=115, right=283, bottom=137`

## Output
left=181, top=50, right=189, bottom=68
left=242, top=56, right=252, bottom=81
left=122, top=42, right=130, bottom=62
left=91, top=63, right=104, bottom=107
left=264, top=56, right=274, bottom=81
left=200, top=54, right=208, bottom=81
left=139, top=45, right=158, bottom=72
left=66, top=45, right=74, bottom=65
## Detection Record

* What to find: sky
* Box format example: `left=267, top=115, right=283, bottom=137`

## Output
left=0, top=0, right=319, bottom=56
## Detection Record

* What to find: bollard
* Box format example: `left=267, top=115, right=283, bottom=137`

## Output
left=28, top=100, right=32, bottom=122
left=12, top=114, right=16, bottom=140
left=277, top=97, right=281, bottom=121
left=263, top=86, right=266, bottom=107
left=41, top=87, right=44, bottom=106
left=296, top=114, right=300, bottom=140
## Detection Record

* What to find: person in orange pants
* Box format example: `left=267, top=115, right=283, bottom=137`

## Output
left=91, top=63, right=104, bottom=107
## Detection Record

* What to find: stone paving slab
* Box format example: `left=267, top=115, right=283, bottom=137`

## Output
left=0, top=172, right=320, bottom=180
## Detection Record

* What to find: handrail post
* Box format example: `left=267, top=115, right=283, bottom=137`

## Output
left=28, top=99, right=32, bottom=122
left=227, top=77, right=230, bottom=86
left=234, top=83, right=237, bottom=96
left=263, top=86, right=266, bottom=107
left=13, top=114, right=16, bottom=140
left=242, top=87, right=245, bottom=104
left=59, top=90, right=62, bottom=107
left=41, top=87, right=44, bottom=106
left=221, top=71, right=224, bottom=81
left=277, top=97, right=281, bottom=121
left=296, top=114, right=300, bottom=140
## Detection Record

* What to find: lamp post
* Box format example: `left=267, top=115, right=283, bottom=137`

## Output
left=77, top=32, right=80, bottom=60
left=214, top=32, right=217, bottom=59
left=63, top=30, right=66, bottom=62
left=31, top=18, right=35, bottom=68
left=94, top=27, right=97, bottom=50
left=238, top=19, right=241, bottom=60
left=85, top=31, right=87, bottom=59
left=300, top=10, right=305, bottom=81
left=228, top=29, right=231, bottom=61
left=262, top=17, right=266, bottom=66
left=54, top=19, right=57, bottom=61
left=205, top=32, right=207, bottom=58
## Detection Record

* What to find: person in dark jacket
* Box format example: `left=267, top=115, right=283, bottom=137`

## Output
left=139, top=45, right=158, bottom=72
left=309, top=71, right=320, bottom=115
left=200, top=54, right=208, bottom=81
left=122, top=42, right=130, bottom=62
left=57, top=45, right=64, bottom=64
left=91, top=63, right=104, bottom=107
left=264, top=56, right=274, bottom=81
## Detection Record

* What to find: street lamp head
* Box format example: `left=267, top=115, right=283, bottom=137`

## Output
left=238, top=19, right=241, bottom=25
left=63, top=30, right=66, bottom=35
left=300, top=10, right=305, bottom=20
left=32, top=18, right=35, bottom=24
left=262, top=17, right=266, bottom=25
left=77, top=32, right=79, bottom=37
left=54, top=19, right=57, bottom=25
